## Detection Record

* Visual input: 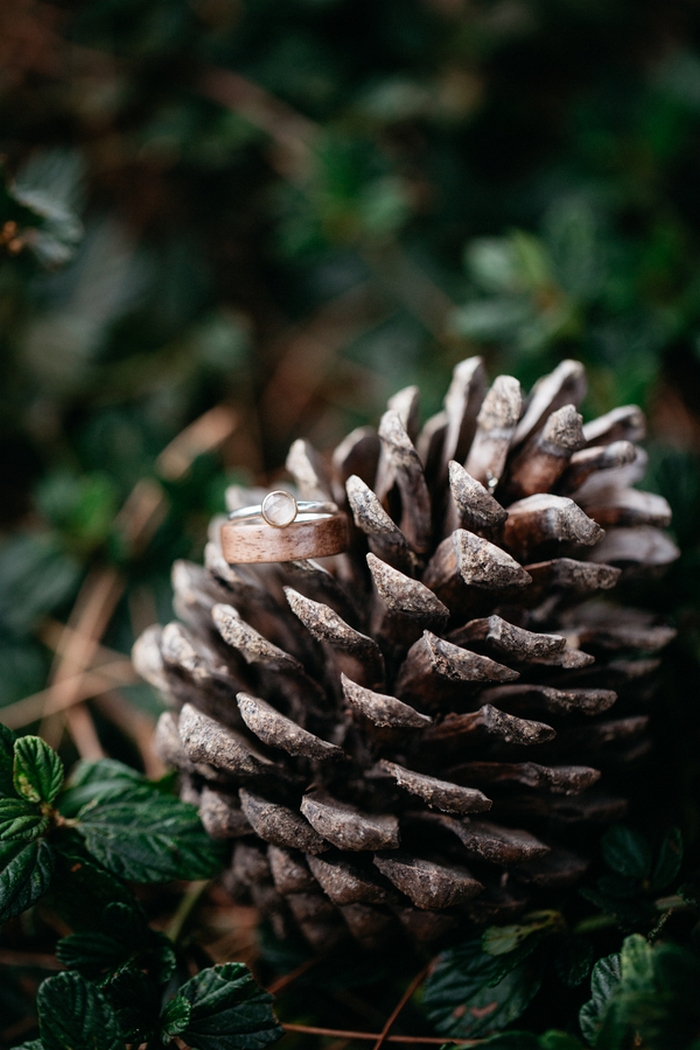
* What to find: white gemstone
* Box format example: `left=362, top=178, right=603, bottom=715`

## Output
left=262, top=490, right=297, bottom=527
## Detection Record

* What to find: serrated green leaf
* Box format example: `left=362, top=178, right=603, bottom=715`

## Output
left=601, top=825, right=652, bottom=880
left=37, top=971, right=123, bottom=1050
left=578, top=953, right=621, bottom=1045
left=179, top=962, right=282, bottom=1050
left=48, top=846, right=136, bottom=931
left=12, top=1041, right=44, bottom=1049
left=0, top=839, right=54, bottom=923
left=651, top=826, right=683, bottom=891
left=483, top=912, right=562, bottom=956
left=429, top=963, right=542, bottom=1039
left=58, top=758, right=146, bottom=818
left=424, top=940, right=542, bottom=1039
left=553, top=938, right=594, bottom=988
left=13, top=736, right=64, bottom=805
left=160, top=996, right=192, bottom=1040
left=0, top=797, right=48, bottom=841
left=56, top=901, right=175, bottom=983
left=0, top=723, right=17, bottom=797
left=75, top=791, right=224, bottom=882
left=619, top=933, right=653, bottom=985
left=104, top=966, right=162, bottom=1043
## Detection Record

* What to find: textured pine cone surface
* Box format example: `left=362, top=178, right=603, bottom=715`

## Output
left=133, top=358, right=680, bottom=952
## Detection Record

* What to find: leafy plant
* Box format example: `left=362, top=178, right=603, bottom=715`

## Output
left=0, top=728, right=280, bottom=1050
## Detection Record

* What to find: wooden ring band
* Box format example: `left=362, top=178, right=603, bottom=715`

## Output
left=221, top=511, right=349, bottom=564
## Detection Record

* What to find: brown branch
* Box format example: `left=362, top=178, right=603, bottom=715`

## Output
left=0, top=661, right=136, bottom=730
left=373, top=963, right=432, bottom=1050
left=266, top=954, right=324, bottom=995
left=0, top=949, right=63, bottom=969
left=282, top=1024, right=480, bottom=1045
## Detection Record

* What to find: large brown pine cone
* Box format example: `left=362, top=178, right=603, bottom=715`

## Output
left=133, top=358, right=679, bottom=951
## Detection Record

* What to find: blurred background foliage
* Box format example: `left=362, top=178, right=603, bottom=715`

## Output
left=1, top=0, right=700, bottom=835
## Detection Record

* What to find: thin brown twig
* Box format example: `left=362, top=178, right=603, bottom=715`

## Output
left=41, top=564, right=125, bottom=754
left=266, top=953, right=324, bottom=995
left=0, top=661, right=137, bottom=730
left=281, top=1024, right=479, bottom=1045
left=92, top=691, right=164, bottom=778
left=1, top=1015, right=38, bottom=1042
left=0, top=949, right=63, bottom=970
left=373, top=963, right=432, bottom=1050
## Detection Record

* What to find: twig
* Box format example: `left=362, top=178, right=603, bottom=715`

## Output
left=0, top=661, right=137, bottom=729
left=1, top=1015, right=38, bottom=1042
left=0, top=949, right=63, bottom=969
left=281, top=1024, right=480, bottom=1045
left=41, top=564, right=125, bottom=754
left=167, top=881, right=211, bottom=945
left=156, top=404, right=239, bottom=480
left=92, top=691, right=164, bottom=778
left=266, top=954, right=324, bottom=995
left=373, top=963, right=432, bottom=1050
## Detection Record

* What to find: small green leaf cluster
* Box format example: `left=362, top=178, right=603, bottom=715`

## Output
left=0, top=726, right=225, bottom=927
left=0, top=728, right=282, bottom=1049
left=11, top=956, right=281, bottom=1050
left=580, top=825, right=684, bottom=930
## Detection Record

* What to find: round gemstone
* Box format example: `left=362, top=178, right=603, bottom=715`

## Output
left=261, top=490, right=298, bottom=527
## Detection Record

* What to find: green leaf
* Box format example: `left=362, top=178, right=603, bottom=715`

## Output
left=0, top=839, right=55, bottom=923
left=553, top=938, right=594, bottom=988
left=601, top=825, right=652, bottom=880
left=56, top=901, right=176, bottom=983
left=483, top=912, right=562, bottom=956
left=424, top=940, right=542, bottom=1039
left=179, top=962, right=282, bottom=1050
left=160, top=996, right=192, bottom=1041
left=75, top=790, right=224, bottom=882
left=13, top=736, right=64, bottom=805
left=578, top=953, right=621, bottom=1046
left=103, top=966, right=161, bottom=1043
left=12, top=1042, right=44, bottom=1049
left=48, top=846, right=136, bottom=931
left=37, top=972, right=123, bottom=1050
left=58, top=758, right=146, bottom=818
left=539, top=1034, right=586, bottom=1050
left=0, top=723, right=17, bottom=797
left=651, top=827, right=683, bottom=891
left=619, top=933, right=653, bottom=985
left=0, top=797, right=48, bottom=841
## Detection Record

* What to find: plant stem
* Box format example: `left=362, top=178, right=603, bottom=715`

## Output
left=167, top=880, right=210, bottom=945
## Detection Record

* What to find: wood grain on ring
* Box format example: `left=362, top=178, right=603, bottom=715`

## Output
left=221, top=513, right=349, bottom=563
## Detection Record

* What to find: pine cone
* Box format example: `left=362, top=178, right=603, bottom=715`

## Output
left=133, top=358, right=679, bottom=951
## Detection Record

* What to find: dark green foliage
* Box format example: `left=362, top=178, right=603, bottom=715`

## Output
left=0, top=839, right=55, bottom=924
left=75, top=790, right=224, bottom=882
left=0, top=733, right=223, bottom=925
left=423, top=936, right=543, bottom=1038
left=580, top=825, right=686, bottom=932
left=13, top=737, right=64, bottom=806
left=178, top=963, right=283, bottom=1050
left=55, top=902, right=176, bottom=984
left=0, top=732, right=281, bottom=1050
left=37, top=972, right=123, bottom=1050
left=579, top=935, right=700, bottom=1050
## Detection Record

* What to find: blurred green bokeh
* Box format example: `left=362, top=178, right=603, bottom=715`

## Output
left=0, top=0, right=699, bottom=777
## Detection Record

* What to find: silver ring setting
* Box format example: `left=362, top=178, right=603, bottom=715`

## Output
left=228, top=489, right=338, bottom=529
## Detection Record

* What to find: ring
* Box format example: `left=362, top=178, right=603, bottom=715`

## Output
left=221, top=489, right=349, bottom=563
